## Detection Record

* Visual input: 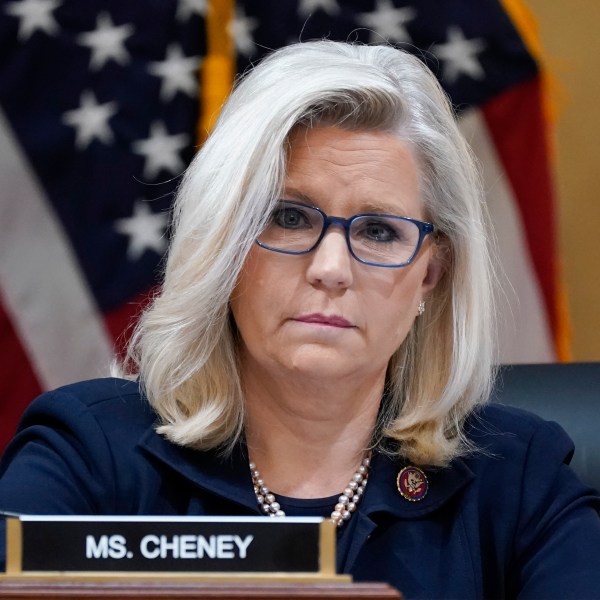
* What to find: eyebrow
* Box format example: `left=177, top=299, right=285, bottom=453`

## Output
left=282, top=189, right=314, bottom=204
left=281, top=189, right=407, bottom=216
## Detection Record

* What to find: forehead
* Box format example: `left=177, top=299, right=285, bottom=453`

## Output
left=284, top=126, right=422, bottom=216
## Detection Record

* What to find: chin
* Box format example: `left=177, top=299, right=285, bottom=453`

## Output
left=285, top=348, right=366, bottom=380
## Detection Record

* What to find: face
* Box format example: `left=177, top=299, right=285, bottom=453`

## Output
left=230, top=126, right=442, bottom=386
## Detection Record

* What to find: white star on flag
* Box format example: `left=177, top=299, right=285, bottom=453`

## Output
left=228, top=6, right=259, bottom=57
left=62, top=90, right=118, bottom=150
left=433, top=26, right=486, bottom=84
left=297, top=0, right=340, bottom=18
left=148, top=44, right=200, bottom=102
left=357, top=0, right=416, bottom=44
left=132, top=121, right=190, bottom=180
left=114, top=201, right=169, bottom=261
left=77, top=12, right=134, bottom=71
left=4, top=0, right=61, bottom=41
left=176, top=0, right=208, bottom=21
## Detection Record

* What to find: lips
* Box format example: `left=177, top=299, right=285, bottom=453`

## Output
left=293, top=313, right=354, bottom=328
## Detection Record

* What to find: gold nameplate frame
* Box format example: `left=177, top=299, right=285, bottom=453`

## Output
left=3, top=515, right=348, bottom=582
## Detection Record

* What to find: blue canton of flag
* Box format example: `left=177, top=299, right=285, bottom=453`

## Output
left=232, top=0, right=537, bottom=107
left=0, top=0, right=206, bottom=448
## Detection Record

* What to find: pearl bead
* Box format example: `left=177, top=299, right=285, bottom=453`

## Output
left=250, top=452, right=371, bottom=529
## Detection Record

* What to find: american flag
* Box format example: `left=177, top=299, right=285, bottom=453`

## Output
left=0, top=0, right=565, bottom=451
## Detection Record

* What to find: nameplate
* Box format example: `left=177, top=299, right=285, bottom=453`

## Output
left=4, top=516, right=339, bottom=578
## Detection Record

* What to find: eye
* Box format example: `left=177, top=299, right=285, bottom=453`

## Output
left=271, top=205, right=312, bottom=229
left=358, top=219, right=400, bottom=243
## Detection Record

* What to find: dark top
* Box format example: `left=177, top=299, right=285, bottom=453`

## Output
left=1, top=378, right=599, bottom=599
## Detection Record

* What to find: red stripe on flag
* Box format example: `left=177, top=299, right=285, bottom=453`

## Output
left=103, top=289, right=154, bottom=360
left=0, top=299, right=42, bottom=453
left=482, top=77, right=558, bottom=336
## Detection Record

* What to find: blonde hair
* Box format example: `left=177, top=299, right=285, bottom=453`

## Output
left=121, top=41, right=496, bottom=467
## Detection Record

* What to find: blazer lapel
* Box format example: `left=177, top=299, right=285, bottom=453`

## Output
left=137, top=427, right=259, bottom=514
left=342, top=452, right=475, bottom=573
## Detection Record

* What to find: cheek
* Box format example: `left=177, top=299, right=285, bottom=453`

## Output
left=365, top=269, right=424, bottom=346
left=232, top=248, right=276, bottom=306
left=230, top=251, right=295, bottom=334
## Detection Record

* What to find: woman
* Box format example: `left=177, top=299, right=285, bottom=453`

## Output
left=1, top=41, right=599, bottom=598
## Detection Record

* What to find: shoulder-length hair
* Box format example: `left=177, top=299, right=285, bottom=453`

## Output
left=122, top=41, right=496, bottom=467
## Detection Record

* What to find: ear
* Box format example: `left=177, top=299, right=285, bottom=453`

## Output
left=420, top=243, right=446, bottom=295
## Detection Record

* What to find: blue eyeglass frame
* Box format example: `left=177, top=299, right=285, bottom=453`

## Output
left=256, top=200, right=436, bottom=268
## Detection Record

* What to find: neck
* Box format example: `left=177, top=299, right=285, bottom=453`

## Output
left=242, top=361, right=384, bottom=498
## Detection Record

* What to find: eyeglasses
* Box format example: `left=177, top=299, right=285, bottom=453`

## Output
left=256, top=200, right=435, bottom=268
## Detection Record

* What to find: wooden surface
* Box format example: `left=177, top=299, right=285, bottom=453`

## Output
left=0, top=579, right=402, bottom=599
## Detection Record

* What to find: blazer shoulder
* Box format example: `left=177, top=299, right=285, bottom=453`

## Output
left=48, top=377, right=144, bottom=406
left=1, top=379, right=161, bottom=518
left=465, top=402, right=575, bottom=469
left=17, top=377, right=157, bottom=439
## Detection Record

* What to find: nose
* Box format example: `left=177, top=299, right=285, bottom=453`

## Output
left=305, top=228, right=354, bottom=290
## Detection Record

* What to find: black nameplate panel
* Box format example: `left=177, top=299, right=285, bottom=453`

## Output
left=4, top=516, right=336, bottom=576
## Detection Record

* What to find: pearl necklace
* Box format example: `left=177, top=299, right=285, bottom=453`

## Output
left=249, top=455, right=371, bottom=528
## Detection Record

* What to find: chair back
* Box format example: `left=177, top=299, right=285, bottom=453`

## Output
left=493, top=363, right=600, bottom=491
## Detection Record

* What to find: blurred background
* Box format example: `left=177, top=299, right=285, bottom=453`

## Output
left=0, top=0, right=598, bottom=452
left=523, top=0, right=600, bottom=362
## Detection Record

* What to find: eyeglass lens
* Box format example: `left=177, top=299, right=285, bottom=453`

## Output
left=258, top=202, right=424, bottom=266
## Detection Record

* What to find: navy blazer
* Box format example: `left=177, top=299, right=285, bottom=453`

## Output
left=1, top=378, right=599, bottom=599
